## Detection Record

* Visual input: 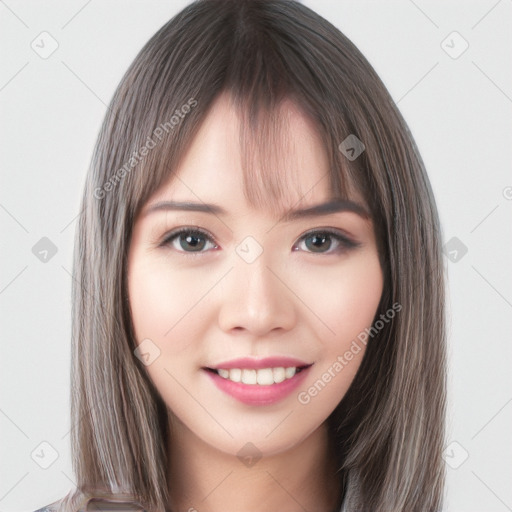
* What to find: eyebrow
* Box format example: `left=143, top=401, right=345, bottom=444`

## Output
left=142, top=198, right=370, bottom=221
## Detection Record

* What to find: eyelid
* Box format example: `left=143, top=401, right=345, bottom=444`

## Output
left=299, top=227, right=358, bottom=245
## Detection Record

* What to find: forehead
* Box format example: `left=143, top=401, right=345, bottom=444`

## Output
left=147, top=92, right=362, bottom=215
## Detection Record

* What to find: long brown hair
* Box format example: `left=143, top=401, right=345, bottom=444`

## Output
left=58, top=0, right=446, bottom=510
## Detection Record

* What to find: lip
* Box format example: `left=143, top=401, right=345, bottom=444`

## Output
left=206, top=356, right=311, bottom=370
left=202, top=361, right=313, bottom=406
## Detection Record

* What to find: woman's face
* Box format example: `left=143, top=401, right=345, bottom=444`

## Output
left=127, top=93, right=383, bottom=458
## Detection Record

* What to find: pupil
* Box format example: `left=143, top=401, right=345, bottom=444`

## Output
left=183, top=234, right=204, bottom=251
left=309, top=234, right=330, bottom=252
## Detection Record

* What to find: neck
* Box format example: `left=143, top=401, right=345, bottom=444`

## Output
left=166, top=413, right=341, bottom=512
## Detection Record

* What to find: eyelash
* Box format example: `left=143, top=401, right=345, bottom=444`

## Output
left=158, top=226, right=360, bottom=257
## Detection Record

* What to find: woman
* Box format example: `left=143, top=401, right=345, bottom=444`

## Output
left=36, top=0, right=447, bottom=510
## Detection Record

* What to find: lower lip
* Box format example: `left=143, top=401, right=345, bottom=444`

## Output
left=203, top=367, right=311, bottom=406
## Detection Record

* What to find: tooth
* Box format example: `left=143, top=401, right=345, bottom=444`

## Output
left=256, top=368, right=274, bottom=385
left=242, top=369, right=257, bottom=384
left=284, top=367, right=296, bottom=379
left=273, top=367, right=286, bottom=383
left=213, top=366, right=301, bottom=385
left=229, top=368, right=242, bottom=382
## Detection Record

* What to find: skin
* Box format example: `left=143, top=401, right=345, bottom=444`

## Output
left=127, top=92, right=384, bottom=512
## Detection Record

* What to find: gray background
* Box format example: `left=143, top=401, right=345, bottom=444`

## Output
left=1, top=1, right=511, bottom=510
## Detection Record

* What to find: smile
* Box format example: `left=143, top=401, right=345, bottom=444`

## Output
left=202, top=362, right=313, bottom=406
left=207, top=366, right=307, bottom=385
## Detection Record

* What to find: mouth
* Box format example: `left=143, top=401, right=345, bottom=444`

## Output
left=203, top=365, right=312, bottom=386
left=201, top=358, right=314, bottom=406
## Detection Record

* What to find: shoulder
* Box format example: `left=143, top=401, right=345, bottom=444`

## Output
left=32, top=500, right=62, bottom=512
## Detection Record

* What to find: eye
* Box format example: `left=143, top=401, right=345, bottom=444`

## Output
left=159, top=227, right=359, bottom=256
left=160, top=227, right=218, bottom=254
left=293, top=229, right=359, bottom=255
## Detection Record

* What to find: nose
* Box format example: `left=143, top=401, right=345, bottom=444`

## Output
left=217, top=251, right=297, bottom=337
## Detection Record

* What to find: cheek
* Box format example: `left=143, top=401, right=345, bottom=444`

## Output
left=127, top=255, right=206, bottom=403
left=296, top=250, right=384, bottom=345
left=128, top=258, right=171, bottom=341
left=295, top=252, right=383, bottom=411
left=128, top=254, right=208, bottom=353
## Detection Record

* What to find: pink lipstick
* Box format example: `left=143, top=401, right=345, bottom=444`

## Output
left=202, top=356, right=313, bottom=406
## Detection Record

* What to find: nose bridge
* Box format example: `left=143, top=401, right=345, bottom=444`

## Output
left=240, top=251, right=278, bottom=308
left=217, top=244, right=296, bottom=335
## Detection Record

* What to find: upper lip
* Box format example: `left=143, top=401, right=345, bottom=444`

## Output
left=205, top=356, right=313, bottom=370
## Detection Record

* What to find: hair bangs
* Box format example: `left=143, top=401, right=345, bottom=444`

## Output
left=117, top=0, right=369, bottom=228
